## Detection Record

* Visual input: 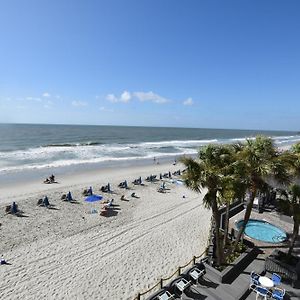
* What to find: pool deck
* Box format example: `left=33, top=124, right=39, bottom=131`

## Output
left=229, top=208, right=300, bottom=257
left=146, top=207, right=300, bottom=300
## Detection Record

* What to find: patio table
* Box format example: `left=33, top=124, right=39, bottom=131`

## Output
left=259, top=276, right=274, bottom=288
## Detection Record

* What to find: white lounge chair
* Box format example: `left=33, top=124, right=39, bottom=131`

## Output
left=157, top=290, right=175, bottom=300
left=189, top=267, right=205, bottom=282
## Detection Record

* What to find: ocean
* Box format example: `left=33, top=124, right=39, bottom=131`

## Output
left=0, top=123, right=299, bottom=181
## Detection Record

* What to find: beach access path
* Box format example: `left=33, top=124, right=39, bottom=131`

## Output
left=0, top=162, right=211, bottom=300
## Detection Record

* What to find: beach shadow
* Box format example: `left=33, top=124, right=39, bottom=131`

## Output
left=186, top=287, right=207, bottom=299
left=120, top=197, right=129, bottom=201
left=16, top=213, right=29, bottom=218
left=101, top=209, right=119, bottom=217
left=63, top=200, right=81, bottom=204
left=199, top=277, right=219, bottom=289
left=47, top=206, right=60, bottom=210
left=1, top=262, right=12, bottom=266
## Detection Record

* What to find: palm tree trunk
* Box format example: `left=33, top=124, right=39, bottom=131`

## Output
left=288, top=218, right=299, bottom=257
left=211, top=198, right=222, bottom=266
left=233, top=186, right=257, bottom=251
left=223, top=202, right=230, bottom=249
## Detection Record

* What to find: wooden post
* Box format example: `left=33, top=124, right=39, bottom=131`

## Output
left=137, top=293, right=140, bottom=300
left=160, top=278, right=164, bottom=289
left=178, top=266, right=181, bottom=275
left=193, top=256, right=196, bottom=265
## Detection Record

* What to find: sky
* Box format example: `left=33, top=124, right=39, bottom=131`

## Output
left=0, top=0, right=300, bottom=131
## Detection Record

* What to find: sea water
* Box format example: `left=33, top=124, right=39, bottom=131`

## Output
left=0, top=123, right=299, bottom=182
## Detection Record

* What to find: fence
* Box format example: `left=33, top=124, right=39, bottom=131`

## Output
left=134, top=250, right=207, bottom=300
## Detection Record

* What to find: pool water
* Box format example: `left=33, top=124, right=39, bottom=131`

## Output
left=236, top=219, right=287, bottom=243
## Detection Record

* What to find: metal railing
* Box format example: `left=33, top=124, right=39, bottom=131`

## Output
left=134, top=250, right=207, bottom=300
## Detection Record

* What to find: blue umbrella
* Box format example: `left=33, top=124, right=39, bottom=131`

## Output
left=85, top=194, right=103, bottom=202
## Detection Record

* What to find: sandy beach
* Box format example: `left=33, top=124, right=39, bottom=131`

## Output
left=0, top=162, right=211, bottom=300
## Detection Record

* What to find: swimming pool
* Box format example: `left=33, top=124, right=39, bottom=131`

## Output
left=236, top=219, right=287, bottom=243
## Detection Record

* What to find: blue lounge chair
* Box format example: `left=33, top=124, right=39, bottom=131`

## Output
left=272, top=287, right=285, bottom=300
left=272, top=273, right=282, bottom=286
left=254, top=286, right=270, bottom=299
left=250, top=271, right=260, bottom=285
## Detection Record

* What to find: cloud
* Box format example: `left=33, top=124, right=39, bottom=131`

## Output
left=106, top=90, right=131, bottom=103
left=183, top=97, right=194, bottom=106
left=42, top=92, right=51, bottom=98
left=106, top=93, right=119, bottom=103
left=71, top=100, right=88, bottom=107
left=120, top=90, right=131, bottom=102
left=26, top=97, right=42, bottom=102
left=133, top=91, right=169, bottom=104
left=99, top=106, right=114, bottom=112
left=106, top=90, right=191, bottom=105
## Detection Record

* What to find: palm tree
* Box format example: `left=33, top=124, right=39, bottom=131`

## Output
left=233, top=136, right=290, bottom=250
left=180, top=144, right=233, bottom=265
left=278, top=184, right=300, bottom=257
left=220, top=175, right=247, bottom=249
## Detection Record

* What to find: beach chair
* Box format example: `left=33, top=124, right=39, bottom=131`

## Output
left=157, top=187, right=166, bottom=193
left=104, top=199, right=114, bottom=208
left=43, top=196, right=50, bottom=207
left=66, top=191, right=73, bottom=201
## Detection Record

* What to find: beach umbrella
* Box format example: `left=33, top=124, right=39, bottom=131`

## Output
left=85, top=194, right=103, bottom=202
left=85, top=194, right=103, bottom=214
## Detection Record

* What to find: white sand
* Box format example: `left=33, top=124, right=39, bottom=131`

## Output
left=0, top=163, right=211, bottom=300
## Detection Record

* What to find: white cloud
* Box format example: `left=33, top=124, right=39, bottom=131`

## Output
left=99, top=106, right=114, bottom=112
left=106, top=93, right=119, bottom=103
left=42, top=92, right=51, bottom=98
left=183, top=97, right=194, bottom=106
left=133, top=91, right=169, bottom=104
left=71, top=100, right=88, bottom=107
left=26, top=97, right=42, bottom=102
left=120, top=90, right=131, bottom=103
left=106, top=90, right=131, bottom=103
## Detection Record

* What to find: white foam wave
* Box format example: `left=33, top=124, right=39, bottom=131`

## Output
left=138, top=139, right=219, bottom=148
left=1, top=135, right=299, bottom=175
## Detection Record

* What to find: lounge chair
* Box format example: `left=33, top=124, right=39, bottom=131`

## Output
left=253, top=286, right=270, bottom=300
left=271, top=273, right=282, bottom=286
left=271, top=287, right=285, bottom=300
left=172, top=277, right=191, bottom=297
left=157, top=290, right=175, bottom=300
left=188, top=267, right=205, bottom=283
left=250, top=271, right=260, bottom=285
